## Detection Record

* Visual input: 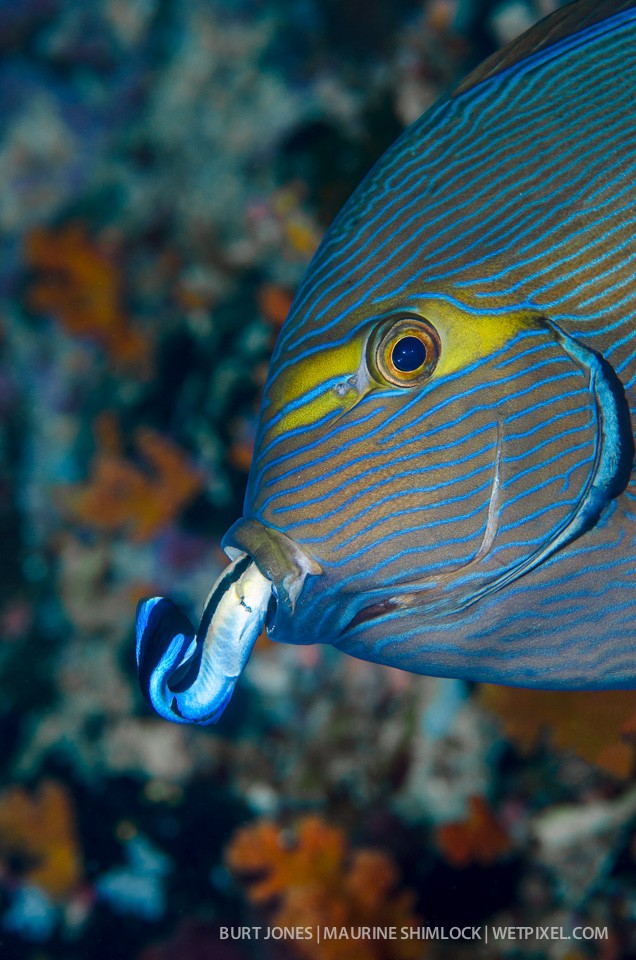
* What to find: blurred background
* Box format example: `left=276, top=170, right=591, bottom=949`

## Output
left=0, top=0, right=635, bottom=957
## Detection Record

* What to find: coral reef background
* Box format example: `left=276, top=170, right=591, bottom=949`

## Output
left=0, top=0, right=635, bottom=958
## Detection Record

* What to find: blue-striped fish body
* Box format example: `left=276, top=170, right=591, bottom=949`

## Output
left=222, top=0, right=636, bottom=690
left=136, top=0, right=636, bottom=726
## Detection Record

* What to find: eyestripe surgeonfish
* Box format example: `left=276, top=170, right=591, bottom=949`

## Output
left=137, top=0, right=636, bottom=724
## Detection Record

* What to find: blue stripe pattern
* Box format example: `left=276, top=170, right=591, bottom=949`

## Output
left=238, top=0, right=636, bottom=688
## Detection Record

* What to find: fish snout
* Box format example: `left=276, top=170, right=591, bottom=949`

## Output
left=222, top=517, right=323, bottom=624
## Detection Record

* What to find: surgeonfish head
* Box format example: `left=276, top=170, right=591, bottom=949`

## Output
left=137, top=0, right=636, bottom=725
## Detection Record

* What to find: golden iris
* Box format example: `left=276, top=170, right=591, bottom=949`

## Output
left=370, top=315, right=441, bottom=387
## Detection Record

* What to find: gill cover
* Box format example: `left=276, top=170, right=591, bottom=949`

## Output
left=341, top=317, right=633, bottom=630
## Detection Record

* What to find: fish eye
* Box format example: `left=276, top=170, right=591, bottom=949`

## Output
left=391, top=335, right=427, bottom=371
left=369, top=315, right=440, bottom=387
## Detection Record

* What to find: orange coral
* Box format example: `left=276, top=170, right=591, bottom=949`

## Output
left=63, top=414, right=204, bottom=542
left=226, top=816, right=424, bottom=960
left=0, top=780, right=83, bottom=900
left=435, top=796, right=511, bottom=869
left=479, top=686, right=636, bottom=779
left=228, top=438, right=254, bottom=473
left=258, top=283, right=294, bottom=330
left=272, top=187, right=322, bottom=260
left=25, top=222, right=149, bottom=369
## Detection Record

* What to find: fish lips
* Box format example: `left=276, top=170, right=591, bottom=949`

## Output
left=222, top=518, right=323, bottom=635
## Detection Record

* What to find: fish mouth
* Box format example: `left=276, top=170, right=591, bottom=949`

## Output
left=222, top=518, right=323, bottom=626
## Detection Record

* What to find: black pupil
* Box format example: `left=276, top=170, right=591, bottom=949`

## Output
left=391, top=336, right=426, bottom=372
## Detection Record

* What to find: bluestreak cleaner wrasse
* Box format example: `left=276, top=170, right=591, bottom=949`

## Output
left=137, top=0, right=636, bottom=724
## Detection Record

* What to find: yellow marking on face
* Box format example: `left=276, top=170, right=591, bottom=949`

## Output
left=266, top=339, right=368, bottom=439
left=264, top=291, right=543, bottom=440
left=395, top=295, right=540, bottom=380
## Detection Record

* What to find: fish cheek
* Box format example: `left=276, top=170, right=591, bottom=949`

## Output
left=454, top=320, right=634, bottom=599
left=328, top=321, right=632, bottom=658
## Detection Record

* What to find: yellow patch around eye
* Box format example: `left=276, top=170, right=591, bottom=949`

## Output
left=264, top=293, right=541, bottom=440
left=412, top=296, right=539, bottom=380
left=266, top=339, right=366, bottom=439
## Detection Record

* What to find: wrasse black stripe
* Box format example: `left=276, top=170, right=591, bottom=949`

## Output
left=168, top=553, right=252, bottom=694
